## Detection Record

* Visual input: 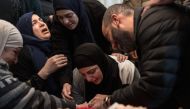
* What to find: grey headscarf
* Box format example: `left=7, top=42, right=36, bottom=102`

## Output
left=0, top=20, right=23, bottom=56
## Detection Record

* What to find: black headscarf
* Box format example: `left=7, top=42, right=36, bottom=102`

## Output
left=53, top=0, right=95, bottom=43
left=74, top=43, right=122, bottom=101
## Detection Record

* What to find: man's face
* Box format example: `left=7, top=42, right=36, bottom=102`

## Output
left=32, top=14, right=51, bottom=40
left=1, top=47, right=21, bottom=65
left=56, top=9, right=79, bottom=30
left=111, top=27, right=136, bottom=53
left=102, top=14, right=135, bottom=53
left=79, top=65, right=103, bottom=85
left=102, top=25, right=119, bottom=50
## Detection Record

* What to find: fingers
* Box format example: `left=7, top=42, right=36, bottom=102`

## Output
left=76, top=102, right=89, bottom=109
left=88, top=99, right=95, bottom=107
left=52, top=54, right=67, bottom=62
left=112, top=53, right=128, bottom=62
left=62, top=83, right=73, bottom=100
left=61, top=91, right=73, bottom=100
left=88, top=94, right=107, bottom=107
left=49, top=54, right=68, bottom=67
left=88, top=99, right=104, bottom=109
left=120, top=55, right=128, bottom=62
left=55, top=59, right=68, bottom=67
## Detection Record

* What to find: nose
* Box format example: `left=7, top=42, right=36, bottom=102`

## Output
left=39, top=21, right=45, bottom=27
left=63, top=19, right=70, bottom=25
left=86, top=76, right=94, bottom=83
left=38, top=21, right=45, bottom=27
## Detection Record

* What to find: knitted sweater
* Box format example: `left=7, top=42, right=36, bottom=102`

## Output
left=0, top=59, right=75, bottom=109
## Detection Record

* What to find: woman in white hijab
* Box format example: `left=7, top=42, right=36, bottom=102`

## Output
left=0, top=19, right=23, bottom=65
left=0, top=20, right=76, bottom=109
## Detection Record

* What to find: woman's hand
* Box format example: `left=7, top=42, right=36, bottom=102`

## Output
left=61, top=83, right=73, bottom=100
left=38, top=54, right=67, bottom=79
left=111, top=53, right=128, bottom=62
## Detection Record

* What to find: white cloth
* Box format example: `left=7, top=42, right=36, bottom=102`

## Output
left=110, top=55, right=135, bottom=84
left=0, top=20, right=23, bottom=56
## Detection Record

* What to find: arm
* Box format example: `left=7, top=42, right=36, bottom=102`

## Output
left=72, top=68, right=86, bottom=104
left=50, top=23, right=74, bottom=99
left=10, top=47, right=46, bottom=90
left=0, top=69, right=76, bottom=109
left=11, top=47, right=67, bottom=90
left=50, top=23, right=73, bottom=85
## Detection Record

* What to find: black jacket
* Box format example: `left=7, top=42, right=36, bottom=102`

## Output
left=110, top=4, right=190, bottom=109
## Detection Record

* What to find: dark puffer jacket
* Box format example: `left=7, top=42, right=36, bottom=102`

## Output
left=110, top=4, right=190, bottom=109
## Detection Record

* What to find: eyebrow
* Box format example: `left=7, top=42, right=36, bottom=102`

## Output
left=32, top=19, right=38, bottom=25
left=32, top=17, right=41, bottom=23
left=86, top=66, right=97, bottom=74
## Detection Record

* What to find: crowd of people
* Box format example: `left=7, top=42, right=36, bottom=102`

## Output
left=0, top=0, right=190, bottom=109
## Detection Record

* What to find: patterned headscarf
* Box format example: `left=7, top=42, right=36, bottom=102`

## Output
left=0, top=20, right=23, bottom=56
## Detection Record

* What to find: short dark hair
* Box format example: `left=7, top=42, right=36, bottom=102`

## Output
left=102, top=4, right=134, bottom=28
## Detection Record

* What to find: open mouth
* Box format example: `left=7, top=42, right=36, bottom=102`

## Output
left=41, top=28, right=49, bottom=34
left=66, top=23, right=74, bottom=28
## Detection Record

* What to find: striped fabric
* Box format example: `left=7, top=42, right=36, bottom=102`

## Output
left=0, top=59, right=75, bottom=109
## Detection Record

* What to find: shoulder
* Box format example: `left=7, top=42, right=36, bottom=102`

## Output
left=82, top=0, right=106, bottom=9
left=142, top=4, right=187, bottom=23
left=73, top=68, right=84, bottom=82
left=82, top=0, right=106, bottom=15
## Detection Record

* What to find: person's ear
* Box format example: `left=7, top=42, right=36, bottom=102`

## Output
left=111, top=14, right=120, bottom=27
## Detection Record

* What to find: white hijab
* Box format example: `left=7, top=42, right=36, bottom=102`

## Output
left=0, top=20, right=23, bottom=56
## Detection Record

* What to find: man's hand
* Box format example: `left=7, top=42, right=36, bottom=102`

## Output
left=88, top=94, right=108, bottom=109
left=62, top=83, right=73, bottom=100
